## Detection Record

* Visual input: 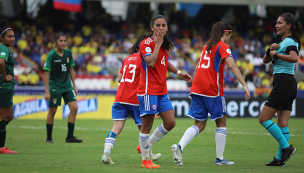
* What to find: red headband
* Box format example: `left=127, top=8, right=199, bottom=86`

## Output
left=223, top=30, right=232, bottom=31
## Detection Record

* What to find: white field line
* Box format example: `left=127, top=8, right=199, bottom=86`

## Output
left=7, top=126, right=304, bottom=137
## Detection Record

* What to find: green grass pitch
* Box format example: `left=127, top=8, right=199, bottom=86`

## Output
left=1, top=118, right=304, bottom=173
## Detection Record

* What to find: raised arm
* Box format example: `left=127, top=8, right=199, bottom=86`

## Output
left=144, top=30, right=163, bottom=68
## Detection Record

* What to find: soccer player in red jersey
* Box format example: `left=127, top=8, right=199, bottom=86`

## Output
left=137, top=15, right=192, bottom=169
left=171, top=22, right=250, bottom=166
left=101, top=34, right=160, bottom=164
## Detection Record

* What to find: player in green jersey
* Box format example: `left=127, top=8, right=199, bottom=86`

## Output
left=43, top=33, right=82, bottom=143
left=0, top=19, right=17, bottom=154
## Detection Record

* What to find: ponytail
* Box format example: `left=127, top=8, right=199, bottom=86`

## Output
left=206, top=22, right=232, bottom=53
left=128, top=33, right=148, bottom=54
left=292, top=22, right=302, bottom=50
left=280, top=13, right=302, bottom=50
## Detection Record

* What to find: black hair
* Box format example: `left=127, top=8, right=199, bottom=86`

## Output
left=0, top=18, right=11, bottom=37
left=148, top=15, right=173, bottom=51
left=128, top=33, right=148, bottom=54
left=206, top=22, right=232, bottom=53
left=54, top=32, right=67, bottom=41
left=280, top=13, right=302, bottom=50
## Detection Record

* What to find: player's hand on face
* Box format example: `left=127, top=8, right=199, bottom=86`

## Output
left=45, top=92, right=50, bottom=101
left=154, top=30, right=164, bottom=46
left=244, top=86, right=250, bottom=100
left=270, top=43, right=280, bottom=51
left=180, top=73, right=192, bottom=83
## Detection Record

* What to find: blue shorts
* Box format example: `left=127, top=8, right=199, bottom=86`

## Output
left=188, top=95, right=227, bottom=121
left=137, top=94, right=173, bottom=116
left=112, top=103, right=142, bottom=125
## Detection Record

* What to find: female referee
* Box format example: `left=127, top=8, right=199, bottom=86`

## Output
left=260, top=13, right=301, bottom=166
left=0, top=19, right=17, bottom=154
left=138, top=15, right=192, bottom=169
left=43, top=33, right=82, bottom=143
left=101, top=33, right=161, bottom=164
left=171, top=22, right=250, bottom=166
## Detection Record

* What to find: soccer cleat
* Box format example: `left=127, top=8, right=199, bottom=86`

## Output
left=136, top=144, right=162, bottom=161
left=141, top=160, right=160, bottom=169
left=214, top=158, right=234, bottom=165
left=0, top=147, right=17, bottom=154
left=101, top=153, right=114, bottom=164
left=265, top=157, right=285, bottom=166
left=136, top=144, right=141, bottom=153
left=280, top=144, right=296, bottom=164
left=171, top=144, right=183, bottom=166
left=46, top=138, right=54, bottom=143
left=66, top=136, right=83, bottom=143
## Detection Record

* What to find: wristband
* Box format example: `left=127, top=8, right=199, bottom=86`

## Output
left=266, top=47, right=271, bottom=56
left=176, top=70, right=181, bottom=76
left=274, top=53, right=278, bottom=60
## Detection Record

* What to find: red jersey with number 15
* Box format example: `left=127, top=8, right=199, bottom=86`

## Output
left=190, top=41, right=232, bottom=97
left=137, top=37, right=168, bottom=96
left=114, top=53, right=141, bottom=105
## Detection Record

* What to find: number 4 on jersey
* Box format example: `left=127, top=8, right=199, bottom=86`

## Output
left=161, top=56, right=165, bottom=66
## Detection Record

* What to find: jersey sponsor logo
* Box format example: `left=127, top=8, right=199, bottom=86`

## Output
left=44, top=62, right=47, bottom=67
left=145, top=38, right=153, bottom=45
left=54, top=60, right=61, bottom=62
left=53, top=98, right=57, bottom=104
left=145, top=47, right=152, bottom=53
left=13, top=98, right=49, bottom=118
left=67, top=57, right=69, bottom=63
left=128, top=56, right=138, bottom=61
left=226, top=49, right=231, bottom=54
left=62, top=98, right=98, bottom=119
left=1, top=52, right=5, bottom=55
left=152, top=104, right=157, bottom=110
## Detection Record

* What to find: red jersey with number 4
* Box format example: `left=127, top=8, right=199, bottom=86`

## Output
left=138, top=37, right=168, bottom=95
left=190, top=41, right=232, bottom=97
left=114, top=53, right=141, bottom=105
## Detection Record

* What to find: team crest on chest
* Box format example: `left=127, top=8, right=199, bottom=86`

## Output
left=67, top=57, right=69, bottom=63
left=53, top=98, right=57, bottom=104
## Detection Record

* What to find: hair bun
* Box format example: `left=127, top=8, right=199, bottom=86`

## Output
left=0, top=19, right=8, bottom=28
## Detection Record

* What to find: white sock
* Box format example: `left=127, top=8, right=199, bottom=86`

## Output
left=139, top=132, right=150, bottom=160
left=178, top=125, right=199, bottom=151
left=149, top=124, right=169, bottom=146
left=215, top=127, right=227, bottom=160
left=104, top=137, right=116, bottom=154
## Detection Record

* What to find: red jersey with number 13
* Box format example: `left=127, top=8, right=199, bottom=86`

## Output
left=114, top=53, right=141, bottom=105
left=190, top=41, right=232, bottom=97
left=138, top=37, right=168, bottom=95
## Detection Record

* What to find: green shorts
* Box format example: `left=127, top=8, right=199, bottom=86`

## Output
left=49, top=90, right=76, bottom=107
left=0, top=91, right=13, bottom=108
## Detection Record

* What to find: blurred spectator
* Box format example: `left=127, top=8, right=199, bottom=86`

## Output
left=18, top=71, right=28, bottom=85
left=28, top=70, right=40, bottom=85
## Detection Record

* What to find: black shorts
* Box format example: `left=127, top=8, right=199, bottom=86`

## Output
left=265, top=73, right=297, bottom=111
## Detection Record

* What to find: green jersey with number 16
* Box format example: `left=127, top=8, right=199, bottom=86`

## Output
left=43, top=49, right=75, bottom=94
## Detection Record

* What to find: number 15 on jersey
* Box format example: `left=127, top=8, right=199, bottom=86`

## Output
left=198, top=50, right=210, bottom=69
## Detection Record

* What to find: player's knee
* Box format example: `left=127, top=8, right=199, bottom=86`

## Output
left=258, top=116, right=267, bottom=124
left=70, top=106, right=78, bottom=114
left=164, top=121, right=176, bottom=131
left=48, top=108, right=57, bottom=116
